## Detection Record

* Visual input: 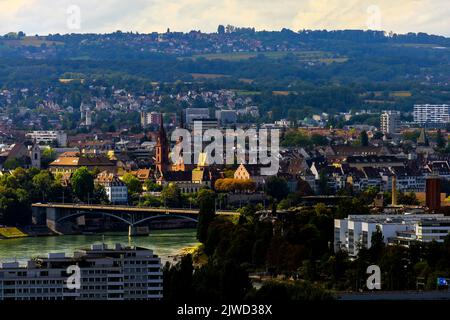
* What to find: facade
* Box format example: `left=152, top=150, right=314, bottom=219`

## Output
left=140, top=111, right=162, bottom=127
left=380, top=110, right=400, bottom=135
left=30, top=143, right=41, bottom=169
left=185, top=108, right=210, bottom=125
left=0, top=244, right=163, bottom=301
left=95, top=172, right=128, bottom=204
left=414, top=104, right=450, bottom=127
left=49, top=153, right=117, bottom=175
left=215, top=110, right=237, bottom=125
left=189, top=119, right=218, bottom=131
left=25, top=131, right=68, bottom=147
left=334, top=214, right=450, bottom=256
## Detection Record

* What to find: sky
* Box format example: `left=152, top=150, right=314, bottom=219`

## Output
left=0, top=0, right=449, bottom=36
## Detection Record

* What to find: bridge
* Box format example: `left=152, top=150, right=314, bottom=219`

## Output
left=31, top=203, right=239, bottom=236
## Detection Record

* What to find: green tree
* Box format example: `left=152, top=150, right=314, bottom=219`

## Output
left=32, top=170, right=54, bottom=202
left=196, top=188, right=216, bottom=243
left=436, top=129, right=446, bottom=150
left=265, top=176, right=289, bottom=202
left=359, top=131, right=369, bottom=146
left=161, top=183, right=182, bottom=207
left=121, top=173, right=142, bottom=195
left=370, top=225, right=385, bottom=263
left=71, top=167, right=94, bottom=202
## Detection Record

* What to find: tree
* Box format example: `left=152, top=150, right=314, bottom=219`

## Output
left=217, top=25, right=225, bottom=34
left=71, top=167, right=94, bottom=202
left=265, top=176, right=289, bottom=202
left=370, top=225, right=385, bottom=263
left=196, top=188, right=216, bottom=243
left=144, top=179, right=162, bottom=192
left=161, top=183, right=182, bottom=207
left=121, top=173, right=142, bottom=195
left=32, top=170, right=54, bottom=202
left=359, top=131, right=369, bottom=146
left=41, top=148, right=57, bottom=168
left=436, top=129, right=446, bottom=150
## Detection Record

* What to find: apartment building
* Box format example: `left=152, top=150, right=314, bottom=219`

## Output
left=334, top=214, right=450, bottom=256
left=414, top=104, right=450, bottom=127
left=380, top=110, right=400, bottom=135
left=0, top=244, right=163, bottom=301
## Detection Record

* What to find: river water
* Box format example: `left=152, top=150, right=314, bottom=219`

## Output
left=0, top=229, right=198, bottom=264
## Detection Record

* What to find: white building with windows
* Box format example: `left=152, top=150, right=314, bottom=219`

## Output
left=185, top=108, right=210, bottom=125
left=414, top=104, right=450, bottom=127
left=95, top=172, right=128, bottom=204
left=25, top=131, right=68, bottom=147
left=0, top=244, right=163, bottom=301
left=335, top=214, right=450, bottom=256
left=380, top=110, right=400, bottom=135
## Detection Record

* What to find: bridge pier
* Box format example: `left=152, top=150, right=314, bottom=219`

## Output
left=128, top=225, right=150, bottom=237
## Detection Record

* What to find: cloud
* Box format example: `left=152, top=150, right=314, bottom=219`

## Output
left=0, top=0, right=448, bottom=36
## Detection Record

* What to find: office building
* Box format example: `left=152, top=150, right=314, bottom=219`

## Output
left=334, top=214, right=450, bottom=256
left=189, top=119, right=219, bottom=131
left=0, top=244, right=163, bottom=301
left=140, top=111, right=162, bottom=127
left=185, top=108, right=210, bottom=125
left=25, top=131, right=68, bottom=147
left=215, top=110, right=237, bottom=125
left=414, top=104, right=450, bottom=127
left=380, top=110, right=400, bottom=135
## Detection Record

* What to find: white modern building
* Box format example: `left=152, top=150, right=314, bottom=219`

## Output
left=215, top=110, right=237, bottom=125
left=380, top=110, right=400, bottom=135
left=26, top=131, right=68, bottom=147
left=185, top=108, right=210, bottom=125
left=413, top=104, right=450, bottom=127
left=0, top=244, right=163, bottom=301
left=334, top=214, right=450, bottom=256
left=95, top=172, right=128, bottom=204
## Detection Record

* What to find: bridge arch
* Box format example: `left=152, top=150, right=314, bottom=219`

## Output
left=56, top=211, right=198, bottom=226
left=133, top=214, right=198, bottom=226
left=56, top=211, right=133, bottom=225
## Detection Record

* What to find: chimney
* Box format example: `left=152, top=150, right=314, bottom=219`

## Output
left=391, top=175, right=397, bottom=206
left=426, top=176, right=441, bottom=212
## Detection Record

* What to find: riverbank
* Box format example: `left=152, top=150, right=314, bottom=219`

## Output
left=0, top=227, right=28, bottom=239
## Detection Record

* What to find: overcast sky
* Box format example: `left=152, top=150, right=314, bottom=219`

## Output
left=0, top=0, right=449, bottom=36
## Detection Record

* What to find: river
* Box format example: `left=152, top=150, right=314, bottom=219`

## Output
left=0, top=229, right=199, bottom=264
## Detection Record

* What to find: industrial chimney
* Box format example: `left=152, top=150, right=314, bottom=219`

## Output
left=391, top=175, right=397, bottom=206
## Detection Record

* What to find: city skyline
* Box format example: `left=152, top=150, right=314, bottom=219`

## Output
left=1, top=0, right=449, bottom=37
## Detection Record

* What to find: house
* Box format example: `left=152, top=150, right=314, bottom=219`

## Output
left=234, top=164, right=266, bottom=186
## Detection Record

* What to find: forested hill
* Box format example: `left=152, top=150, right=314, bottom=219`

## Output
left=0, top=28, right=449, bottom=113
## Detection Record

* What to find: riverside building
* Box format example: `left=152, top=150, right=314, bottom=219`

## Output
left=0, top=243, right=163, bottom=301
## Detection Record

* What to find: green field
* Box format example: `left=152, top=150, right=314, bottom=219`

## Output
left=0, top=36, right=64, bottom=48
left=186, top=50, right=348, bottom=64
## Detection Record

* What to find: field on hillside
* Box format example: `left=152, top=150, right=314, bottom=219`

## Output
left=1, top=36, right=64, bottom=47
left=186, top=50, right=348, bottom=64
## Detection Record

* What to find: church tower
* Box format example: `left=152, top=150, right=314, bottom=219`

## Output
left=155, top=115, right=169, bottom=175
left=30, top=141, right=41, bottom=169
